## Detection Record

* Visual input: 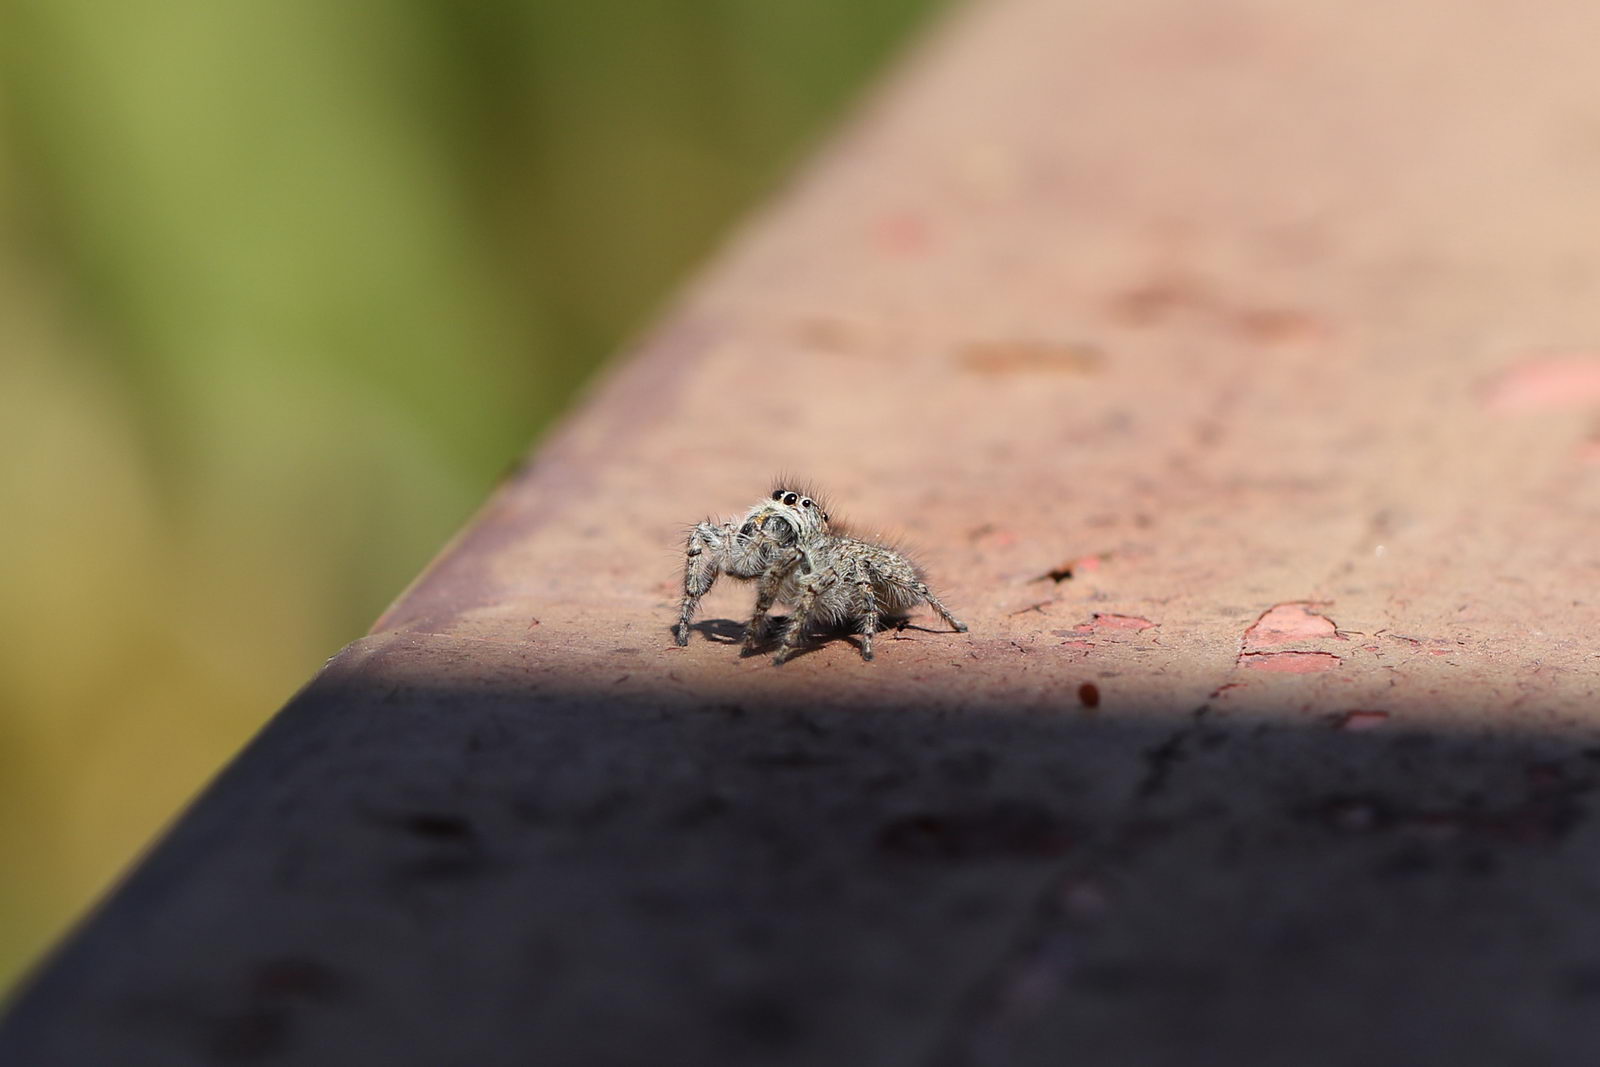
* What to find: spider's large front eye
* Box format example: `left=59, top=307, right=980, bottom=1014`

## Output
left=783, top=492, right=799, bottom=506
left=772, top=489, right=785, bottom=500
left=763, top=514, right=796, bottom=544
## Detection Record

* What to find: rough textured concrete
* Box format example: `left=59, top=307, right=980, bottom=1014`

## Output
left=7, top=0, right=1600, bottom=1063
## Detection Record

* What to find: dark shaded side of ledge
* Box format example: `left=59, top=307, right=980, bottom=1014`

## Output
left=4, top=633, right=1600, bottom=1067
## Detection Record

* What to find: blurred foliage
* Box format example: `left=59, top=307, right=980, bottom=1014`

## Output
left=0, top=0, right=940, bottom=993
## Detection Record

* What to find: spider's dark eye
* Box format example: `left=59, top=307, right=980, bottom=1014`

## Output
left=763, top=514, right=795, bottom=544
left=822, top=512, right=830, bottom=523
left=801, top=498, right=813, bottom=508
left=783, top=492, right=799, bottom=506
left=772, top=489, right=785, bottom=500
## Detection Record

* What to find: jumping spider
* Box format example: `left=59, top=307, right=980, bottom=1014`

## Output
left=675, top=483, right=969, bottom=664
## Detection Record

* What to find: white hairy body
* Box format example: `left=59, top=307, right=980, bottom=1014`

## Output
left=674, top=484, right=968, bottom=664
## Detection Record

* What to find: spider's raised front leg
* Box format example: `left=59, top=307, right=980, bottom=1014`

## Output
left=676, top=521, right=728, bottom=646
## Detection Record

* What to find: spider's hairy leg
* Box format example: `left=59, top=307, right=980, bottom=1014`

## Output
left=772, top=551, right=826, bottom=665
left=676, top=521, right=727, bottom=646
left=915, top=581, right=969, bottom=633
left=742, top=551, right=797, bottom=653
left=856, top=574, right=881, bottom=661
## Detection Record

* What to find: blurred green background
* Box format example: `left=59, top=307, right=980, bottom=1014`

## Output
left=0, top=0, right=940, bottom=994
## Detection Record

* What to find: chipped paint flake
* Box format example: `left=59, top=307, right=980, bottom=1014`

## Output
left=1091, top=612, right=1156, bottom=630
left=1244, top=602, right=1338, bottom=648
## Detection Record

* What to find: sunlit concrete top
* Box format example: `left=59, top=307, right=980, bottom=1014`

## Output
left=6, top=0, right=1600, bottom=1063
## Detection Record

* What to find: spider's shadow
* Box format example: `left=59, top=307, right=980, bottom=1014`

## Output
left=683, top=618, right=755, bottom=645
left=678, top=616, right=940, bottom=662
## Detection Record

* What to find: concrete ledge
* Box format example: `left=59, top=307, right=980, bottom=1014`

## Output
left=7, top=0, right=1600, bottom=1063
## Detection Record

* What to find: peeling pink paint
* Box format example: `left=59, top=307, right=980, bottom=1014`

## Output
left=1240, top=651, right=1342, bottom=673
left=1092, top=613, right=1156, bottom=630
left=1243, top=602, right=1338, bottom=647
left=1484, top=353, right=1600, bottom=414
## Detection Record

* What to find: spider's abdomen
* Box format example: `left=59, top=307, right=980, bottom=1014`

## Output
left=774, top=537, right=925, bottom=622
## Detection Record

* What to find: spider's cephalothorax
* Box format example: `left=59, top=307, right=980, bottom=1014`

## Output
left=674, top=484, right=969, bottom=664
